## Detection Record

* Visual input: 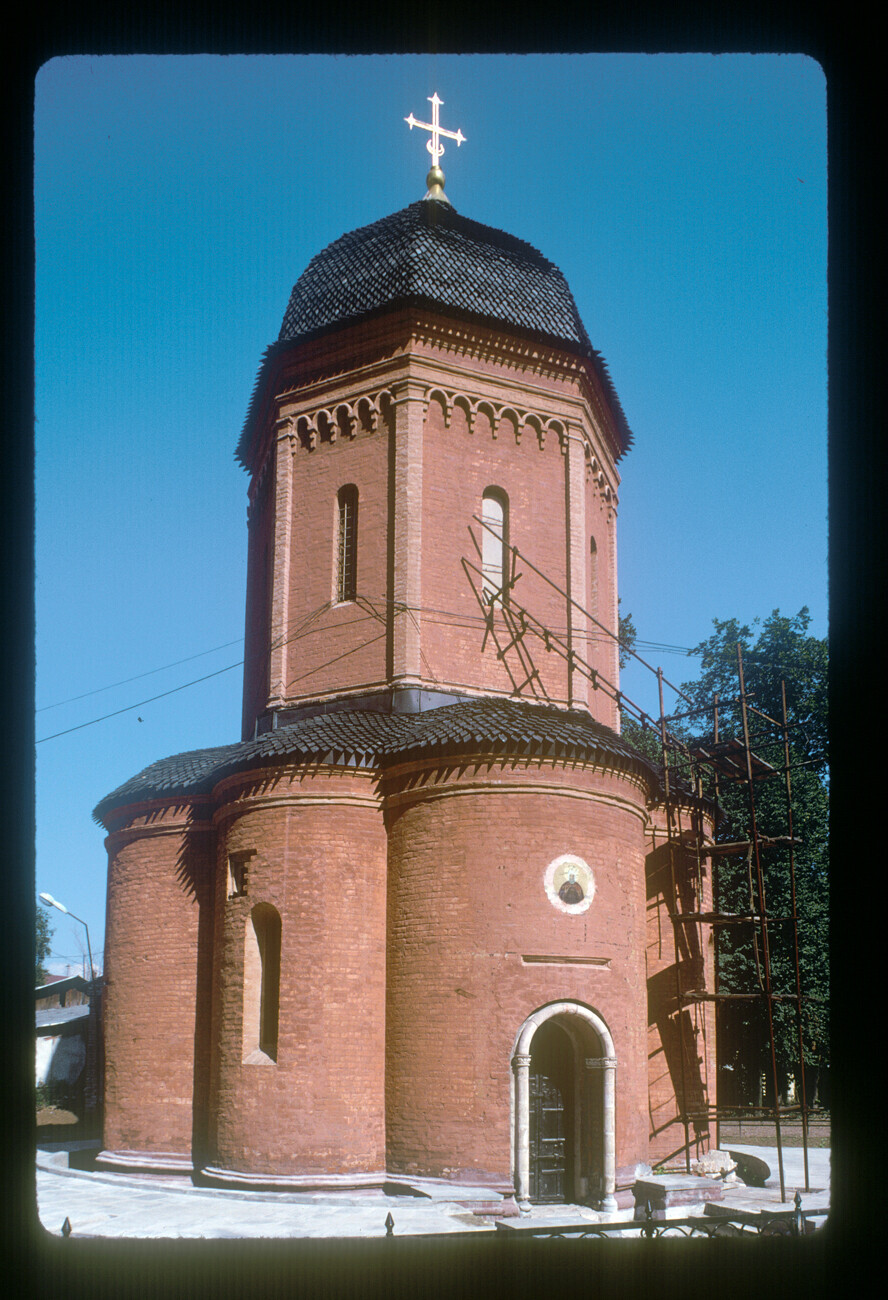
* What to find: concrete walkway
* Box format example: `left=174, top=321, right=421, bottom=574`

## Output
left=36, top=1142, right=829, bottom=1240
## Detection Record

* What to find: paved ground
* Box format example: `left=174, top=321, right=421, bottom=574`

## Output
left=35, top=1141, right=830, bottom=1240
left=716, top=1118, right=831, bottom=1148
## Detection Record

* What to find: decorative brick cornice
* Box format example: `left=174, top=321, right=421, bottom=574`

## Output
left=274, top=369, right=617, bottom=504
left=238, top=301, right=630, bottom=476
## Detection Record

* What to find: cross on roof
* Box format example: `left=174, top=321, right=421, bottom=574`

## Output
left=405, top=93, right=465, bottom=171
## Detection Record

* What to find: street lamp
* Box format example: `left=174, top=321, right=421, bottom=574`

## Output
left=39, top=893, right=95, bottom=987
left=39, top=891, right=101, bottom=1130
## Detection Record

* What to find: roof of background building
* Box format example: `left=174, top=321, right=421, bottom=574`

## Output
left=237, top=199, right=632, bottom=464
left=35, top=975, right=92, bottom=1000
left=36, top=1004, right=90, bottom=1033
left=94, top=697, right=657, bottom=823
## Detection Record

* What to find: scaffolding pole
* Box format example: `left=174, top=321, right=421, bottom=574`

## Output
left=462, top=525, right=818, bottom=1190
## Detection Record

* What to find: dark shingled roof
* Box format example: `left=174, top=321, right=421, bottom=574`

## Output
left=236, top=199, right=632, bottom=465
left=278, top=199, right=593, bottom=351
left=93, top=698, right=657, bottom=823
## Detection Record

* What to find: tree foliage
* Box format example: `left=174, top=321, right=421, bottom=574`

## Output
left=682, top=609, right=829, bottom=1104
left=617, top=600, right=637, bottom=672
left=621, top=608, right=829, bottom=1105
left=36, top=904, right=53, bottom=985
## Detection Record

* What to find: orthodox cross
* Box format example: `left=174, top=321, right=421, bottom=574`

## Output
left=405, top=93, right=465, bottom=169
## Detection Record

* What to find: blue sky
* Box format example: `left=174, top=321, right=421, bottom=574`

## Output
left=33, top=54, right=827, bottom=974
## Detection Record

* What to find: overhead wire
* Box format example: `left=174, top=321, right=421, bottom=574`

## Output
left=35, top=584, right=813, bottom=745
left=36, top=661, right=244, bottom=744
left=37, top=639, right=245, bottom=713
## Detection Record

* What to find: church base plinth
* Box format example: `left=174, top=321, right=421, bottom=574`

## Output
left=95, top=1149, right=194, bottom=1176
left=198, top=1166, right=388, bottom=1193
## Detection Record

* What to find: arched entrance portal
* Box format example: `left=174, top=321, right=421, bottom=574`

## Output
left=528, top=1021, right=574, bottom=1202
left=512, top=1002, right=617, bottom=1211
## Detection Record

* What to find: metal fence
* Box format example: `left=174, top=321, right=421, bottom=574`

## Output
left=494, top=1191, right=821, bottom=1239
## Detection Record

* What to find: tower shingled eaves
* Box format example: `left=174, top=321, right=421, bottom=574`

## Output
left=92, top=698, right=658, bottom=824
left=236, top=200, right=633, bottom=466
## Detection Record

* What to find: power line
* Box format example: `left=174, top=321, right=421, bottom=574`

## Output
left=37, top=639, right=244, bottom=713
left=36, top=661, right=243, bottom=744
left=35, top=595, right=818, bottom=746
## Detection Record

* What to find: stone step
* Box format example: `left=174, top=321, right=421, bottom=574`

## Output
left=634, top=1175, right=724, bottom=1209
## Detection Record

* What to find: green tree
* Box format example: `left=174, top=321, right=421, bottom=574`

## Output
left=619, top=608, right=828, bottom=1107
left=680, top=609, right=829, bottom=1108
left=36, top=903, right=54, bottom=985
left=617, top=599, right=637, bottom=672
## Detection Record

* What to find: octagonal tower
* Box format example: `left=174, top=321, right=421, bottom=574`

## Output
left=237, top=197, right=631, bottom=741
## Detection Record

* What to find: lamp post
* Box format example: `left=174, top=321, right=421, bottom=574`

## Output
left=39, top=892, right=100, bottom=1128
left=39, top=893, right=95, bottom=987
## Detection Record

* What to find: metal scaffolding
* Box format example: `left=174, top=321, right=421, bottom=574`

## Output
left=464, top=520, right=822, bottom=1200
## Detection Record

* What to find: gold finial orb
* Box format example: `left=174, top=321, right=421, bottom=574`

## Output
left=425, top=164, right=447, bottom=200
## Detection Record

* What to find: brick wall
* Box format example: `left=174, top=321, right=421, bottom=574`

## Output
left=384, top=755, right=651, bottom=1182
left=645, top=810, right=718, bottom=1166
left=102, top=303, right=660, bottom=1189
left=239, top=314, right=623, bottom=734
left=207, top=765, right=387, bottom=1175
left=102, top=800, right=212, bottom=1160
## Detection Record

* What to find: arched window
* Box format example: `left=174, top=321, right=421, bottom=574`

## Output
left=481, top=488, right=509, bottom=605
left=243, top=903, right=281, bottom=1063
left=336, top=485, right=358, bottom=602
left=588, top=535, right=598, bottom=619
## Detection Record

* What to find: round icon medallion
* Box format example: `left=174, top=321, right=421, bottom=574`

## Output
left=544, top=854, right=595, bottom=914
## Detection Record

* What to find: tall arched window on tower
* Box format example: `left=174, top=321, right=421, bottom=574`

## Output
left=588, top=535, right=598, bottom=620
left=336, top=485, right=358, bottom=603
left=243, top=903, right=281, bottom=1063
left=481, top=488, right=509, bottom=606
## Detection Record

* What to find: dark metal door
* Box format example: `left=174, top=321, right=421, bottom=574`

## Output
left=529, top=1071, right=566, bottom=1202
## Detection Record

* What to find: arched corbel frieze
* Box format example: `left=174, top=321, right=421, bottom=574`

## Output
left=377, top=389, right=394, bottom=430
left=544, top=419, right=567, bottom=455
left=334, top=404, right=357, bottom=440
left=296, top=414, right=318, bottom=451
left=426, top=388, right=452, bottom=428
left=315, top=409, right=336, bottom=443
left=356, top=396, right=376, bottom=433
left=495, top=407, right=520, bottom=444
left=285, top=389, right=398, bottom=452
left=451, top=393, right=473, bottom=432
left=474, top=400, right=496, bottom=439
left=523, top=414, right=542, bottom=445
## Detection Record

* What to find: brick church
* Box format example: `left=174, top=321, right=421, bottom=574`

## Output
left=94, top=111, right=716, bottom=1211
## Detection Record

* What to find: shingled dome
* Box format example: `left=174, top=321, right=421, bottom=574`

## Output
left=237, top=198, right=632, bottom=463
left=279, top=198, right=593, bottom=352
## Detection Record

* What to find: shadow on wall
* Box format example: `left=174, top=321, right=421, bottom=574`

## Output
left=174, top=810, right=215, bottom=1171
left=646, top=840, right=711, bottom=1157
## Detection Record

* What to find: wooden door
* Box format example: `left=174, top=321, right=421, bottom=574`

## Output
left=529, top=1071, right=566, bottom=1201
left=528, top=1022, right=574, bottom=1202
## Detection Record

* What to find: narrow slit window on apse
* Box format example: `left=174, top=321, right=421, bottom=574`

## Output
left=227, top=852, right=252, bottom=898
left=243, top=904, right=281, bottom=1062
left=337, top=485, right=358, bottom=602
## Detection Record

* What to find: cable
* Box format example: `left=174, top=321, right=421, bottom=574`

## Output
left=37, top=639, right=244, bottom=713
left=34, top=582, right=820, bottom=744
left=287, top=630, right=388, bottom=686
left=36, top=661, right=243, bottom=744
